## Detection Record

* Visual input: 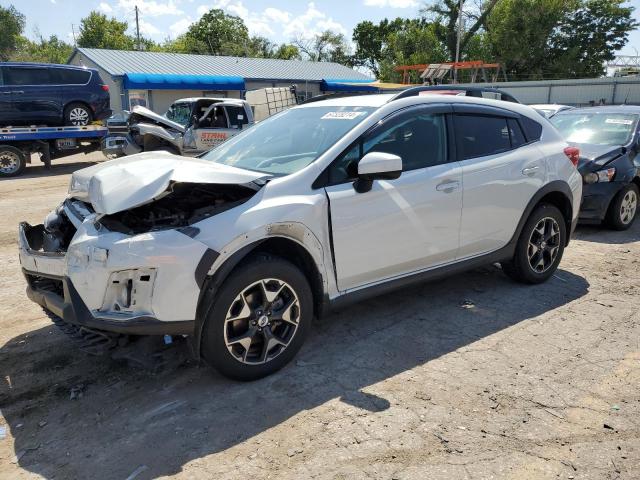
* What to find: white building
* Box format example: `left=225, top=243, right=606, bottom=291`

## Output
left=68, top=48, right=374, bottom=114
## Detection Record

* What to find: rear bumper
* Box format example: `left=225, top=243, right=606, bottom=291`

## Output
left=579, top=181, right=624, bottom=223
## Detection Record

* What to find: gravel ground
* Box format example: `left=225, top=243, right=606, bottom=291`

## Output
left=0, top=153, right=639, bottom=479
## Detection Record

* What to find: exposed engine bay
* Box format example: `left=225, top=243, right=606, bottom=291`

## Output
left=99, top=182, right=258, bottom=234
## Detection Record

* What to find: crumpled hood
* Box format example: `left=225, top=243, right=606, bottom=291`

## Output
left=69, top=151, right=266, bottom=215
left=571, top=142, right=625, bottom=171
left=130, top=105, right=186, bottom=133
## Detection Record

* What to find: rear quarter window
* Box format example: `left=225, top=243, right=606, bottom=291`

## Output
left=520, top=116, right=543, bottom=142
left=51, top=68, right=91, bottom=85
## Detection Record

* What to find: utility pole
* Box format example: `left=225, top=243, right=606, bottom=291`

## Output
left=71, top=23, right=77, bottom=46
left=135, top=5, right=141, bottom=50
left=454, top=0, right=463, bottom=83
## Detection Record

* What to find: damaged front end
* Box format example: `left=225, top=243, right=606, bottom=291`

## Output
left=19, top=153, right=268, bottom=344
left=103, top=106, right=186, bottom=157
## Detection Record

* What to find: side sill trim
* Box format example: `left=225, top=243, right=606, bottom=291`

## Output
left=325, top=243, right=514, bottom=314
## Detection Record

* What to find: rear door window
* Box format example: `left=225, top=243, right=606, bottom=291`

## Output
left=4, top=67, right=52, bottom=86
left=454, top=115, right=511, bottom=160
left=51, top=68, right=91, bottom=85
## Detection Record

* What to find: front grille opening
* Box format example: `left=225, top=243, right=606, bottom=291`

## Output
left=28, top=274, right=64, bottom=297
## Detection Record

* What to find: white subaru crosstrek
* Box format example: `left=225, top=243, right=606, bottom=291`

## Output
left=19, top=88, right=582, bottom=380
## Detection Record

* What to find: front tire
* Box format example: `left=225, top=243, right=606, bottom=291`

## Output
left=606, top=183, right=638, bottom=231
left=64, top=103, right=93, bottom=126
left=201, top=254, right=313, bottom=381
left=502, top=203, right=566, bottom=284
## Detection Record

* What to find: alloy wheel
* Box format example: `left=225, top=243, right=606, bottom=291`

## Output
left=527, top=217, right=561, bottom=274
left=69, top=107, right=90, bottom=126
left=0, top=150, right=20, bottom=175
left=224, top=278, right=301, bottom=365
left=620, top=189, right=637, bottom=225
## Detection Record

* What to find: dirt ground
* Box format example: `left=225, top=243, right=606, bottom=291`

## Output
left=0, top=153, right=639, bottom=480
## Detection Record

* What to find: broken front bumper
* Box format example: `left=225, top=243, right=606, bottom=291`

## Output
left=19, top=221, right=198, bottom=336
left=101, top=134, right=142, bottom=157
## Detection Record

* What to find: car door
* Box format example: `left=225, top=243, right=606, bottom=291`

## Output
left=4, top=66, right=62, bottom=125
left=453, top=106, right=546, bottom=258
left=324, top=105, right=463, bottom=292
left=0, top=67, right=13, bottom=125
left=192, top=103, right=243, bottom=152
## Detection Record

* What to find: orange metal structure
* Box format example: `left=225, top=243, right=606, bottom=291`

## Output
left=394, top=61, right=505, bottom=84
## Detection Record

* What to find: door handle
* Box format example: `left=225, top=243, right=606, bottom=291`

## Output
left=522, top=166, right=540, bottom=176
left=436, top=180, right=460, bottom=193
left=12, top=90, right=24, bottom=95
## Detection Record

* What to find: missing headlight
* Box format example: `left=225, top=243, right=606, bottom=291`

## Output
left=98, top=182, right=258, bottom=234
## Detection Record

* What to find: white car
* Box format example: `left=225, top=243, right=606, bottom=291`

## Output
left=530, top=104, right=575, bottom=119
left=19, top=88, right=583, bottom=380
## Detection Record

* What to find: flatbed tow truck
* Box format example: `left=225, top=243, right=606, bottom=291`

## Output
left=0, top=124, right=107, bottom=177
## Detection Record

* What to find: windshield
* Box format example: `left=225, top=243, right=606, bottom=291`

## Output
left=201, top=106, right=375, bottom=175
left=551, top=112, right=639, bottom=146
left=165, top=102, right=192, bottom=126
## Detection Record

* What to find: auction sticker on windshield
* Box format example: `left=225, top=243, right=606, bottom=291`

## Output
left=321, top=112, right=367, bottom=120
left=605, top=118, right=634, bottom=125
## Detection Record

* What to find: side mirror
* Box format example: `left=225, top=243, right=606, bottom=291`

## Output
left=354, top=152, right=402, bottom=193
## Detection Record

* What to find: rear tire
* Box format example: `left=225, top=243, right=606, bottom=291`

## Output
left=201, top=254, right=313, bottom=381
left=606, top=183, right=638, bottom=231
left=0, top=145, right=27, bottom=177
left=64, top=103, right=93, bottom=126
left=501, top=203, right=566, bottom=284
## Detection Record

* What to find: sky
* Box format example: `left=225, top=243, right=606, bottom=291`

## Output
left=2, top=0, right=640, bottom=56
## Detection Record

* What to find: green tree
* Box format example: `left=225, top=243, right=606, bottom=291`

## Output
left=352, top=19, right=408, bottom=77
left=77, top=11, right=134, bottom=50
left=352, top=18, right=448, bottom=81
left=14, top=34, right=73, bottom=64
left=181, top=8, right=249, bottom=56
left=380, top=19, right=448, bottom=82
left=486, top=0, right=572, bottom=80
left=293, top=30, right=351, bottom=63
left=550, top=0, right=639, bottom=78
left=274, top=44, right=301, bottom=60
left=0, top=4, right=25, bottom=61
left=246, top=36, right=276, bottom=57
left=486, top=0, right=638, bottom=80
left=422, top=0, right=500, bottom=62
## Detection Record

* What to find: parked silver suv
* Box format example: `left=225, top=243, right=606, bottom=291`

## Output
left=19, top=88, right=582, bottom=380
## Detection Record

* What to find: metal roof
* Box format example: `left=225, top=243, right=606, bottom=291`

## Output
left=71, top=48, right=372, bottom=83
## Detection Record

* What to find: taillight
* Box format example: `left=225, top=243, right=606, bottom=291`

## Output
left=564, top=146, right=580, bottom=167
left=101, top=84, right=109, bottom=92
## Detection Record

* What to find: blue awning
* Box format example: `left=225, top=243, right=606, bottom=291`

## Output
left=123, top=73, right=246, bottom=91
left=321, top=78, right=378, bottom=92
